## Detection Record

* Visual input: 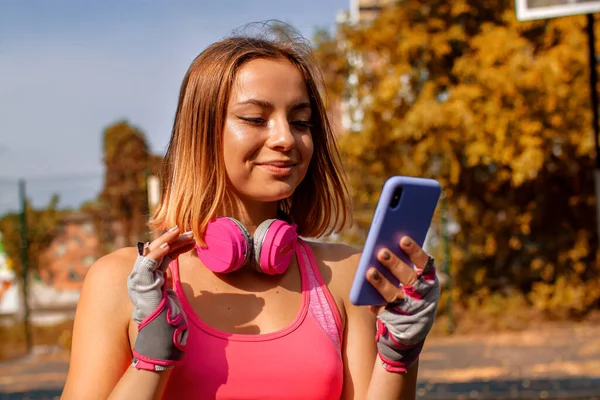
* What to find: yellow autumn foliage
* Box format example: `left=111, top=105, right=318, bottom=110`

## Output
left=316, top=0, right=600, bottom=318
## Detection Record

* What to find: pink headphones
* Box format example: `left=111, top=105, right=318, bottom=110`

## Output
left=195, top=217, right=298, bottom=275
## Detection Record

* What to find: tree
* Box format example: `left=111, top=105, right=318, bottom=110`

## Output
left=0, top=195, right=60, bottom=278
left=99, top=120, right=156, bottom=245
left=317, top=0, right=600, bottom=318
left=312, top=27, right=352, bottom=136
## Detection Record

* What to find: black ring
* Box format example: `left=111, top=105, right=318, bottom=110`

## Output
left=419, top=255, right=435, bottom=276
left=385, top=296, right=406, bottom=309
left=137, top=241, right=150, bottom=256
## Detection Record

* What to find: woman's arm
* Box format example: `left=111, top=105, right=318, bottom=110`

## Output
left=107, top=368, right=172, bottom=400
left=62, top=248, right=172, bottom=400
left=328, top=240, right=434, bottom=400
left=342, top=292, right=419, bottom=400
left=62, top=227, right=194, bottom=400
left=340, top=294, right=377, bottom=399
left=366, top=359, right=419, bottom=399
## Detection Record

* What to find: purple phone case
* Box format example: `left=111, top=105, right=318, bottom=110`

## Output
left=349, top=176, right=441, bottom=306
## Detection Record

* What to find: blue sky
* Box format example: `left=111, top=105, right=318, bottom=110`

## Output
left=0, top=0, right=349, bottom=213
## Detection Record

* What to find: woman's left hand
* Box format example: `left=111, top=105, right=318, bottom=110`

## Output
left=365, top=236, right=441, bottom=373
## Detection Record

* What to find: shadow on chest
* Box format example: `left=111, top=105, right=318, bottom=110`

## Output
left=177, top=257, right=304, bottom=335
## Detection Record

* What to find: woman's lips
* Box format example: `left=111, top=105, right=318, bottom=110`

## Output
left=256, top=161, right=296, bottom=176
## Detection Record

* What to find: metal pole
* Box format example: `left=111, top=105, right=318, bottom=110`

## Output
left=440, top=190, right=454, bottom=334
left=18, top=179, right=32, bottom=354
left=144, top=168, right=154, bottom=243
left=586, top=14, right=600, bottom=252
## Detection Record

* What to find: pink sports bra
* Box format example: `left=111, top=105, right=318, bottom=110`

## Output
left=162, top=239, right=344, bottom=399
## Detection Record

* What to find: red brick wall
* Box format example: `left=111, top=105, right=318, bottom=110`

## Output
left=38, top=215, right=101, bottom=292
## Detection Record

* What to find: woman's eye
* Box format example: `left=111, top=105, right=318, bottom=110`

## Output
left=292, top=120, right=312, bottom=130
left=239, top=117, right=266, bottom=125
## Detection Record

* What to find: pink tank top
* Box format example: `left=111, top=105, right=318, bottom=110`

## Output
left=163, top=239, right=344, bottom=399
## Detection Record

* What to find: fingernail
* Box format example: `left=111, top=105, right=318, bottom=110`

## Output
left=402, top=237, right=412, bottom=247
left=381, top=250, right=391, bottom=261
left=169, top=225, right=179, bottom=232
left=183, top=230, right=194, bottom=237
left=371, top=269, right=381, bottom=281
left=160, top=242, right=169, bottom=249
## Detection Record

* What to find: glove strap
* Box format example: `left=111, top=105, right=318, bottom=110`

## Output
left=132, top=285, right=187, bottom=371
left=131, top=356, right=174, bottom=372
left=376, top=319, right=424, bottom=373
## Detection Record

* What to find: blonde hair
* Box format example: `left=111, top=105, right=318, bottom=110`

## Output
left=150, top=22, right=352, bottom=244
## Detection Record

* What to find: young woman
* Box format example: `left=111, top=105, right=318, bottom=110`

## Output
left=61, top=24, right=440, bottom=400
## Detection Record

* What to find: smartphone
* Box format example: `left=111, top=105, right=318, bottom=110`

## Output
left=349, top=176, right=442, bottom=306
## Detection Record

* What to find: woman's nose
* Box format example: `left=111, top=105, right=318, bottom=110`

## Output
left=266, top=119, right=294, bottom=151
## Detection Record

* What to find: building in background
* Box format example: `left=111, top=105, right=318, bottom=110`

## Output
left=37, top=212, right=100, bottom=292
left=0, top=231, right=21, bottom=323
left=333, top=0, right=393, bottom=134
left=28, top=212, right=125, bottom=325
left=337, top=0, right=393, bottom=24
left=350, top=0, right=393, bottom=23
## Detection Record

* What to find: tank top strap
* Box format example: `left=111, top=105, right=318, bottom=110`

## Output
left=168, top=243, right=342, bottom=357
left=167, top=257, right=181, bottom=291
left=295, top=239, right=343, bottom=357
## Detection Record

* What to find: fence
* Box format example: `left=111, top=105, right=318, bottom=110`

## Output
left=0, top=172, right=460, bottom=360
left=5, top=173, right=600, bottom=400
left=0, top=172, right=106, bottom=360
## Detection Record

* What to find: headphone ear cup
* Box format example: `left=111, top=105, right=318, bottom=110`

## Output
left=254, top=219, right=298, bottom=275
left=195, top=217, right=251, bottom=273
left=253, top=219, right=274, bottom=267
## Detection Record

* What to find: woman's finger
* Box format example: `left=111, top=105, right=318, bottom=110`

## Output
left=399, top=236, right=430, bottom=271
left=147, top=226, right=182, bottom=251
left=376, top=246, right=418, bottom=287
left=145, top=241, right=172, bottom=264
left=168, top=240, right=196, bottom=260
left=147, top=233, right=195, bottom=264
left=366, top=267, right=404, bottom=304
left=147, top=227, right=195, bottom=255
left=166, top=231, right=195, bottom=253
left=368, top=305, right=382, bottom=315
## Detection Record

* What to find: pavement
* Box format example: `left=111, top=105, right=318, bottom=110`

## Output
left=416, top=322, right=600, bottom=399
left=0, top=351, right=68, bottom=400
left=1, top=322, right=600, bottom=399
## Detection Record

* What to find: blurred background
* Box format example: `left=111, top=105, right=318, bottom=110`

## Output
left=2, top=0, right=600, bottom=399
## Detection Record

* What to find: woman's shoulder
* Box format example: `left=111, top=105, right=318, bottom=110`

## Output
left=80, top=247, right=138, bottom=305
left=86, top=246, right=138, bottom=282
left=303, top=239, right=362, bottom=293
left=304, top=240, right=362, bottom=268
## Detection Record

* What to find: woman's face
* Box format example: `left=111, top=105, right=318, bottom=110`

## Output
left=222, top=58, right=314, bottom=203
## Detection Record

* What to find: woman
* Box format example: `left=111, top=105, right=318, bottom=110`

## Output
left=61, top=23, right=440, bottom=400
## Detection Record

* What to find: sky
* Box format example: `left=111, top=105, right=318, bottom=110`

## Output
left=0, top=0, right=350, bottom=213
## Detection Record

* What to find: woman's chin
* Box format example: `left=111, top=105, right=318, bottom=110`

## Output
left=259, top=191, right=295, bottom=203
left=247, top=186, right=296, bottom=203
left=231, top=178, right=300, bottom=204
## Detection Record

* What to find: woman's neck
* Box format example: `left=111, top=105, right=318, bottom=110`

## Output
left=221, top=195, right=280, bottom=235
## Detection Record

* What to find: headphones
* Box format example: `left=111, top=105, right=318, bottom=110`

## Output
left=194, top=217, right=298, bottom=275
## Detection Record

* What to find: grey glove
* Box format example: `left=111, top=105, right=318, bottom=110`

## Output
left=376, top=256, right=440, bottom=373
left=127, top=243, right=188, bottom=371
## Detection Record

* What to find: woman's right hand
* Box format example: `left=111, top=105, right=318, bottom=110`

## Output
left=126, top=226, right=196, bottom=372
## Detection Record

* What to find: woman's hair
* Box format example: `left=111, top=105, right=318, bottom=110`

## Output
left=150, top=21, right=352, bottom=243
